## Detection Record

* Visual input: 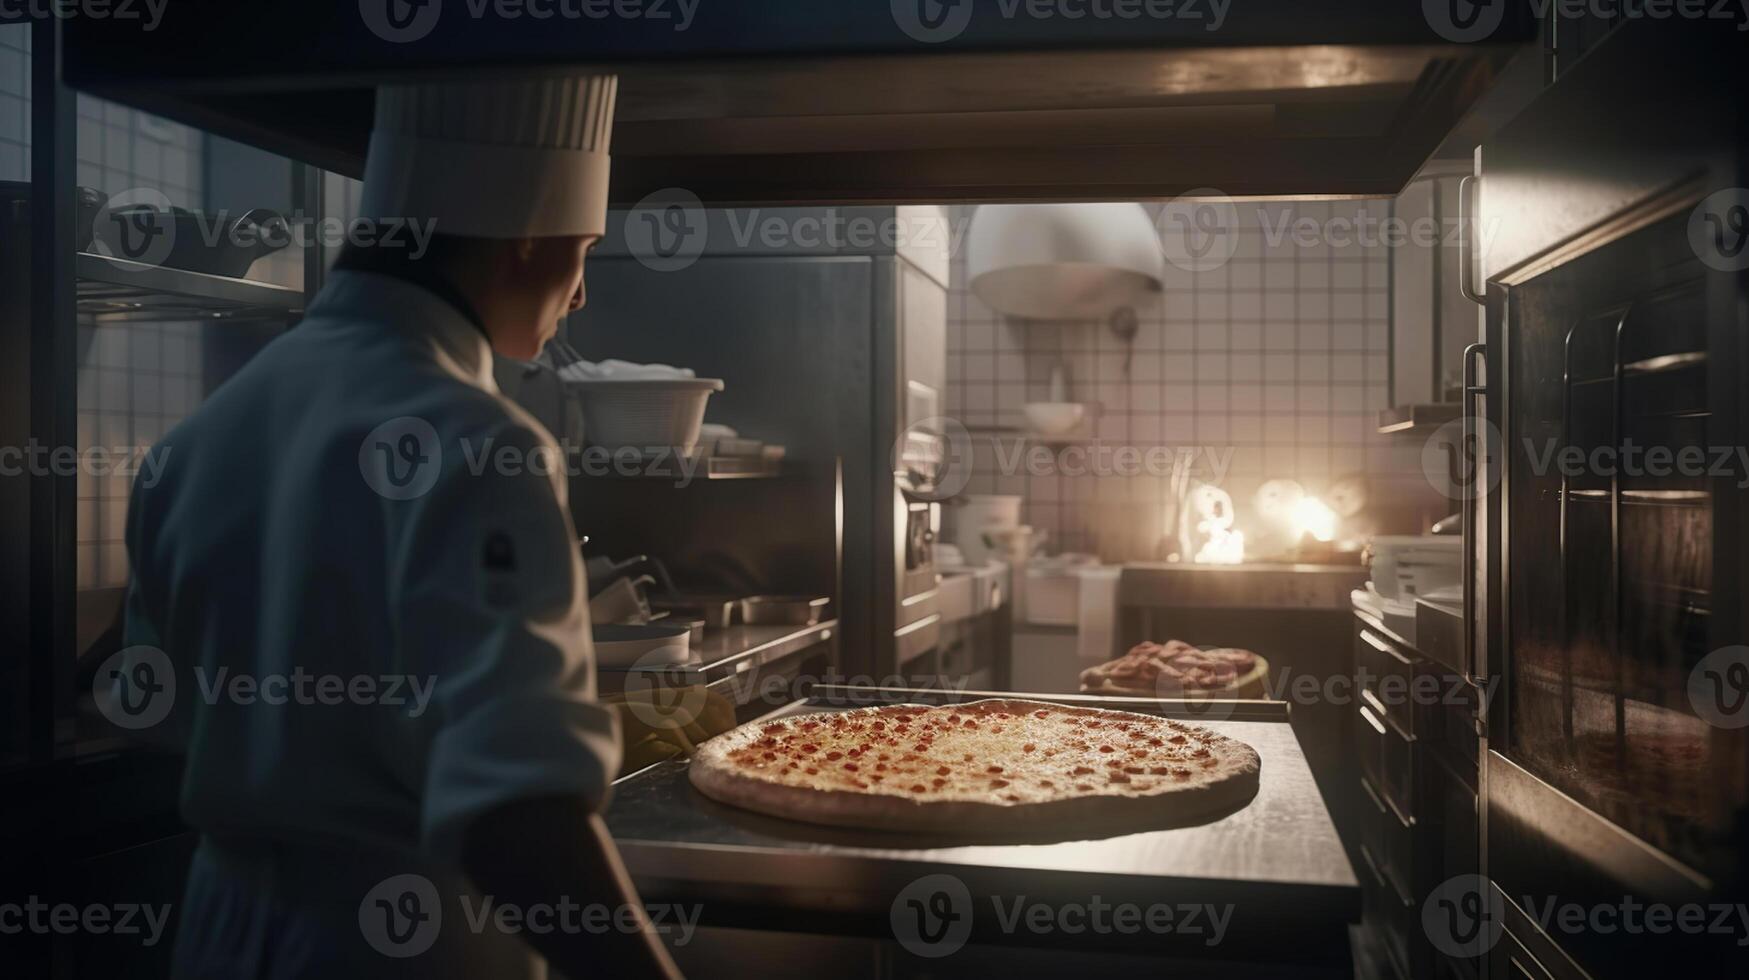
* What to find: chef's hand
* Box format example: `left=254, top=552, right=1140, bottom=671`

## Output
left=463, top=796, right=685, bottom=979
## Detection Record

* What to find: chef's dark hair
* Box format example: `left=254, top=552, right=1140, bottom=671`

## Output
left=333, top=233, right=498, bottom=278
left=332, top=234, right=503, bottom=327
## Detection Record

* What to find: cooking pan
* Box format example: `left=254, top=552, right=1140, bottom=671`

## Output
left=93, top=203, right=290, bottom=278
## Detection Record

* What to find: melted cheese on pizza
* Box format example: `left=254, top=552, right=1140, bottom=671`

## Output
left=717, top=701, right=1232, bottom=804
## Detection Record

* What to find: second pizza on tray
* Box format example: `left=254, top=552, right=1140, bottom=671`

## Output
left=1080, top=640, right=1271, bottom=699
left=688, top=698, right=1260, bottom=834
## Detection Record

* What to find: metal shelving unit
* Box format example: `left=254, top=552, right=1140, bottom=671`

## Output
left=75, top=252, right=305, bottom=324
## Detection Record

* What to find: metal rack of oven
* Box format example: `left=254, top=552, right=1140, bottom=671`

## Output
left=1551, top=279, right=1715, bottom=753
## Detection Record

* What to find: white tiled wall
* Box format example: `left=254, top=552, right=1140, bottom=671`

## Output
left=945, top=201, right=1426, bottom=560
left=1, top=25, right=279, bottom=591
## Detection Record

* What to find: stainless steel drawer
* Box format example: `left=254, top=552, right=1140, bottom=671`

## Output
left=1359, top=702, right=1414, bottom=819
left=1358, top=628, right=1417, bottom=737
left=1360, top=773, right=1414, bottom=904
left=1360, top=844, right=1413, bottom=980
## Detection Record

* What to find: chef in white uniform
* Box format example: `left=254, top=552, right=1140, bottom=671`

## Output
left=121, top=76, right=682, bottom=979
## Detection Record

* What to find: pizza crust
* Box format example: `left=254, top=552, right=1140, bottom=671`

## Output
left=687, top=699, right=1260, bottom=834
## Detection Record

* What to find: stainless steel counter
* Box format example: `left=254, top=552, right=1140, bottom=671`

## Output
left=604, top=687, right=1359, bottom=962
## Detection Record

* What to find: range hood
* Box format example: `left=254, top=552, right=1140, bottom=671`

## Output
left=63, top=2, right=1535, bottom=204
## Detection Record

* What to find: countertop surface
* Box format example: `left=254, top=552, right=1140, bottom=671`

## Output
left=603, top=688, right=1358, bottom=956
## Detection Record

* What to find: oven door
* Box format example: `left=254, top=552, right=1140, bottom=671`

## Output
left=1478, top=20, right=1749, bottom=978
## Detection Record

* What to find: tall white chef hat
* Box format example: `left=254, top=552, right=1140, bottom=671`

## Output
left=358, top=75, right=617, bottom=239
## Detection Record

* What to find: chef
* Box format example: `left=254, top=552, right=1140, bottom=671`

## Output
left=122, top=75, right=682, bottom=979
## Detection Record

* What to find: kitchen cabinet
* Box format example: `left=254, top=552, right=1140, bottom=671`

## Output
left=1351, top=608, right=1483, bottom=980
left=1380, top=160, right=1480, bottom=434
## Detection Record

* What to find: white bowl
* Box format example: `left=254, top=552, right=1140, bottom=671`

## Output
left=592, top=623, right=692, bottom=668
left=566, top=378, right=725, bottom=453
left=1024, top=401, right=1086, bottom=436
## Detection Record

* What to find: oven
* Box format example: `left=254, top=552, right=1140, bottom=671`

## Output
left=1476, top=20, right=1749, bottom=977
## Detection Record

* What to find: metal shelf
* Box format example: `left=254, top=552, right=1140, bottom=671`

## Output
left=596, top=618, right=837, bottom=693
left=1376, top=402, right=1460, bottom=435
left=75, top=252, right=304, bottom=324
left=578, top=449, right=786, bottom=480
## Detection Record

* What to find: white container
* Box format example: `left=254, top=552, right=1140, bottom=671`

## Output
left=957, top=494, right=1022, bottom=529
left=1022, top=554, right=1099, bottom=626
left=592, top=623, right=693, bottom=668
left=567, top=378, right=725, bottom=453
left=1370, top=535, right=1462, bottom=600
left=950, top=494, right=1023, bottom=563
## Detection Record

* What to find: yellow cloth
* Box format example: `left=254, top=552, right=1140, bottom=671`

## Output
left=604, top=686, right=737, bottom=776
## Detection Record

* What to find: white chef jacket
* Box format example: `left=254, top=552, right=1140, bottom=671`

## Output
left=123, top=271, right=618, bottom=976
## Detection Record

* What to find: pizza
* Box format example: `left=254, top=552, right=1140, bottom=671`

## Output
left=687, top=698, right=1260, bottom=833
left=1081, top=640, right=1268, bottom=698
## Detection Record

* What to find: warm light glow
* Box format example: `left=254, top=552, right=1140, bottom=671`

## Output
left=1196, top=526, right=1246, bottom=564
left=1292, top=496, right=1338, bottom=543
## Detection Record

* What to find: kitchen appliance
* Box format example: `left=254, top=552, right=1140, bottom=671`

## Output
left=895, top=467, right=942, bottom=671
left=1472, top=22, right=1749, bottom=977
left=966, top=203, right=1164, bottom=320
left=92, top=204, right=289, bottom=278
left=1367, top=535, right=1462, bottom=601
left=572, top=205, right=946, bottom=678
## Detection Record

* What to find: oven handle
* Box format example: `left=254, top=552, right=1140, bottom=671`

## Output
left=1462, top=342, right=1488, bottom=681
left=1459, top=175, right=1483, bottom=304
